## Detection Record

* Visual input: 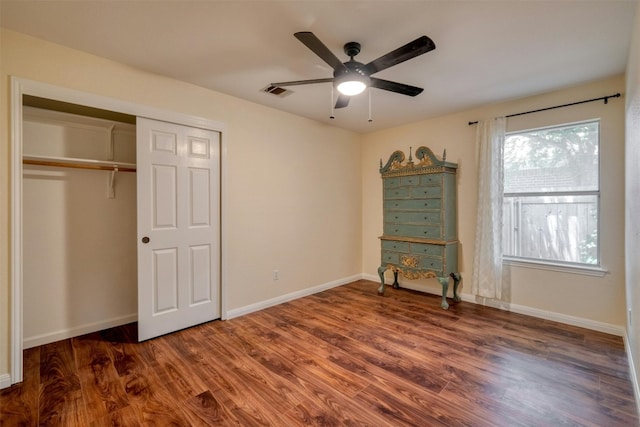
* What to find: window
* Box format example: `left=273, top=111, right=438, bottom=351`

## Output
left=502, top=121, right=599, bottom=266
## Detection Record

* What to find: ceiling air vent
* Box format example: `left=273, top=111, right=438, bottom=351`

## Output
left=262, top=85, right=292, bottom=97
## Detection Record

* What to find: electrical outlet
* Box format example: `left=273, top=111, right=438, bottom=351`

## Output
left=273, top=270, right=279, bottom=281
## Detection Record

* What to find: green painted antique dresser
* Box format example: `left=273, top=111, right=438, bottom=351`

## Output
left=377, top=146, right=461, bottom=309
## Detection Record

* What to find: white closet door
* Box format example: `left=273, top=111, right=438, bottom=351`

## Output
left=137, top=117, right=220, bottom=341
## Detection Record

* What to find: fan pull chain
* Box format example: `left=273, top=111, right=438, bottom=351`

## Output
left=330, top=86, right=335, bottom=120
left=368, top=90, right=373, bottom=123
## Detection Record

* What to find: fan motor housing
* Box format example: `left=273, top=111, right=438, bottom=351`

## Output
left=344, top=42, right=361, bottom=58
left=333, top=60, right=371, bottom=90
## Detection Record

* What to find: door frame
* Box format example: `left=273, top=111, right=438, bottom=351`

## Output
left=9, top=76, right=228, bottom=385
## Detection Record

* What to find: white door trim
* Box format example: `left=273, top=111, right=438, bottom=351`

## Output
left=8, top=76, right=229, bottom=386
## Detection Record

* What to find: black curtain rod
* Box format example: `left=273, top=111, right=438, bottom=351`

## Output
left=467, top=92, right=621, bottom=126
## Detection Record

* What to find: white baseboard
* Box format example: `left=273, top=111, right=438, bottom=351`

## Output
left=462, top=293, right=625, bottom=336
left=23, top=313, right=138, bottom=349
left=362, top=273, right=379, bottom=282
left=624, top=332, right=640, bottom=416
left=226, top=274, right=364, bottom=319
left=362, top=274, right=623, bottom=336
left=0, top=373, right=11, bottom=390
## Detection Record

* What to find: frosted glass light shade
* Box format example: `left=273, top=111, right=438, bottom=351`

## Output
left=337, top=80, right=367, bottom=96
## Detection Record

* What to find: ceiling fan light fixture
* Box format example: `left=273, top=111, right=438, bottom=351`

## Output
left=337, top=79, right=367, bottom=96
left=272, top=32, right=434, bottom=109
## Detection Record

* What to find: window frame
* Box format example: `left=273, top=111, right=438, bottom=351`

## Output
left=501, top=119, right=605, bottom=274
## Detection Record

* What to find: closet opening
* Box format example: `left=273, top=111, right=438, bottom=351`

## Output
left=22, top=95, right=138, bottom=349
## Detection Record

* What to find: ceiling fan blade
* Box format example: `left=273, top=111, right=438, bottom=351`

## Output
left=294, top=32, right=348, bottom=73
left=335, top=94, right=350, bottom=109
left=370, top=78, right=424, bottom=96
left=363, top=36, right=435, bottom=76
left=270, top=78, right=334, bottom=87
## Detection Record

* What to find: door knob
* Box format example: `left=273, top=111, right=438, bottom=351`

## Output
left=142, top=236, right=150, bottom=244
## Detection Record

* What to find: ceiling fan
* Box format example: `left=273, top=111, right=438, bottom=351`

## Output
left=270, top=31, right=436, bottom=109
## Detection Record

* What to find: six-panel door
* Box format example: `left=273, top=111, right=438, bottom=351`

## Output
left=137, top=118, right=220, bottom=342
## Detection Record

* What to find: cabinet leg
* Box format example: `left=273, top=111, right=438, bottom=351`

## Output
left=451, top=273, right=462, bottom=302
left=377, top=266, right=386, bottom=295
left=437, top=276, right=449, bottom=310
left=392, top=270, right=399, bottom=289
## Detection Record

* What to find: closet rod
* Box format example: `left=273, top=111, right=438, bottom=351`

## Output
left=23, top=158, right=136, bottom=173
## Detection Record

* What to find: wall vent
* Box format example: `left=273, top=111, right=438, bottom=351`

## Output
left=262, top=85, right=292, bottom=97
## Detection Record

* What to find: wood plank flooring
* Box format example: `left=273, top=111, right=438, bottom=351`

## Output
left=1, top=280, right=638, bottom=426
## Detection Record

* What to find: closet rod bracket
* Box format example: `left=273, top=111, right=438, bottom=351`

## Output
left=107, top=124, right=116, bottom=161
left=108, top=166, right=119, bottom=199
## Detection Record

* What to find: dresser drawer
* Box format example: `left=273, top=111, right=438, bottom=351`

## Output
left=384, top=199, right=442, bottom=211
left=383, top=177, right=402, bottom=188
left=386, top=211, right=441, bottom=224
left=411, top=186, right=441, bottom=199
left=381, top=240, right=410, bottom=252
left=400, top=175, right=420, bottom=186
left=384, top=187, right=411, bottom=199
left=384, top=223, right=441, bottom=238
left=421, top=257, right=443, bottom=271
left=381, top=251, right=400, bottom=264
left=411, top=242, right=445, bottom=257
left=421, top=174, right=442, bottom=185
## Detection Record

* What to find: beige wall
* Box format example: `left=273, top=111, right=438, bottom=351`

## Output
left=625, top=3, right=640, bottom=401
left=362, top=75, right=627, bottom=328
left=0, top=29, right=363, bottom=379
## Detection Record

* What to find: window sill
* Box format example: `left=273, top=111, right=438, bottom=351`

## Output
left=503, top=257, right=608, bottom=277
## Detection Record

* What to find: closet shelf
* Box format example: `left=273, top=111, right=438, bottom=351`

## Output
left=23, top=154, right=136, bottom=172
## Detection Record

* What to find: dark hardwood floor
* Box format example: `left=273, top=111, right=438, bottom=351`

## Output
left=1, top=280, right=638, bottom=426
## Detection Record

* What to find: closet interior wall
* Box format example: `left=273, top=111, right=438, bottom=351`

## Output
left=22, top=104, right=138, bottom=348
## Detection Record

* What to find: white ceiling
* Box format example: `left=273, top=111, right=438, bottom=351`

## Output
left=1, top=1, right=637, bottom=133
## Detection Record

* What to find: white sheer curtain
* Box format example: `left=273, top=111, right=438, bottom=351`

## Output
left=471, top=117, right=506, bottom=299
